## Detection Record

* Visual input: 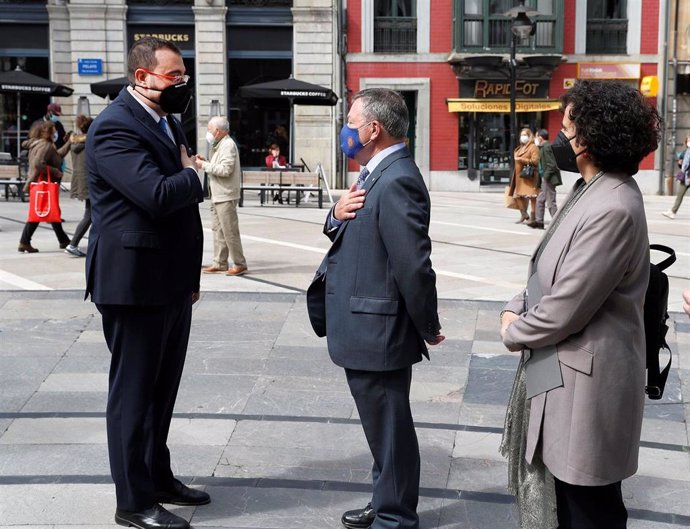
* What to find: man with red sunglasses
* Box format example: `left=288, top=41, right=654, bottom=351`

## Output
left=86, top=36, right=206, bottom=529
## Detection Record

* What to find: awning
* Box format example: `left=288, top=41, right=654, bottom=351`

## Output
left=446, top=98, right=561, bottom=113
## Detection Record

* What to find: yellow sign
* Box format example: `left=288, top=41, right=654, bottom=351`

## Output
left=563, top=78, right=575, bottom=89
left=640, top=76, right=659, bottom=97
left=446, top=99, right=561, bottom=113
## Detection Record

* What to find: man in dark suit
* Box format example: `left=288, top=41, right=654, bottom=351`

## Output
left=307, top=88, right=444, bottom=529
left=86, top=37, right=208, bottom=529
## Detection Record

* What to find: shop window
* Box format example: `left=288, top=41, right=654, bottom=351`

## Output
left=586, top=0, right=627, bottom=54
left=455, top=0, right=561, bottom=53
left=459, top=111, right=544, bottom=185
left=229, top=58, right=291, bottom=168
left=374, top=0, right=417, bottom=53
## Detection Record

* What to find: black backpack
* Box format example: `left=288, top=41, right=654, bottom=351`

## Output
left=644, top=244, right=676, bottom=400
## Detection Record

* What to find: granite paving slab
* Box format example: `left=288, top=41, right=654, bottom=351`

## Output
left=21, top=391, right=107, bottom=413
left=0, top=292, right=687, bottom=529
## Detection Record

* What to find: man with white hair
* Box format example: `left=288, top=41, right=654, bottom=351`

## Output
left=195, top=116, right=248, bottom=276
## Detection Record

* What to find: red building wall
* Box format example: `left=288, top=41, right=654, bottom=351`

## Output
left=346, top=0, right=660, bottom=175
left=348, top=1, right=362, bottom=53
left=345, top=0, right=459, bottom=172
left=430, top=0, right=453, bottom=54
left=641, top=1, right=660, bottom=54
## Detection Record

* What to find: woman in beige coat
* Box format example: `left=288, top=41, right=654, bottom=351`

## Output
left=508, top=127, right=540, bottom=223
left=499, top=81, right=660, bottom=529
left=18, top=121, right=71, bottom=253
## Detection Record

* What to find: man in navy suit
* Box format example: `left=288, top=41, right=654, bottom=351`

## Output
left=86, top=37, right=208, bottom=529
left=307, top=88, right=444, bottom=529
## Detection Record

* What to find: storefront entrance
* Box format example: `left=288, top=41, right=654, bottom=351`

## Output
left=228, top=58, right=292, bottom=168
left=469, top=111, right=543, bottom=185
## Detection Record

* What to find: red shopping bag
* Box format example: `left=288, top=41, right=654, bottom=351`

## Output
left=28, top=167, right=61, bottom=223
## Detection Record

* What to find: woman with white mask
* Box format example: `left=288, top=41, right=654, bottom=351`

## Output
left=507, top=127, right=540, bottom=223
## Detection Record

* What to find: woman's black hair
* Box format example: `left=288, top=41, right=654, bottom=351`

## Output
left=560, top=80, right=661, bottom=175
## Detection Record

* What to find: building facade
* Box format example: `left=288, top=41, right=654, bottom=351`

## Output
left=344, top=0, right=666, bottom=194
left=0, top=0, right=341, bottom=182
left=1, top=0, right=684, bottom=193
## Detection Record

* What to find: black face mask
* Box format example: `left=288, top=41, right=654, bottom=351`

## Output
left=134, top=81, right=193, bottom=114
left=551, top=131, right=586, bottom=173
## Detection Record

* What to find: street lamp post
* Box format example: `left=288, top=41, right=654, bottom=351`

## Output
left=505, top=1, right=539, bottom=167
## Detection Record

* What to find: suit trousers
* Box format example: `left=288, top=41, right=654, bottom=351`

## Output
left=555, top=477, right=627, bottom=529
left=210, top=199, right=246, bottom=269
left=97, top=296, right=192, bottom=511
left=535, top=179, right=558, bottom=223
left=345, top=367, right=420, bottom=529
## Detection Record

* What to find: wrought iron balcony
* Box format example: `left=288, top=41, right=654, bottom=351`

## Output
left=586, top=18, right=628, bottom=54
left=461, top=16, right=556, bottom=51
left=374, top=16, right=417, bottom=53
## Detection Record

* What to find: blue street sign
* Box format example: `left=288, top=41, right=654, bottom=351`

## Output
left=77, top=58, right=103, bottom=76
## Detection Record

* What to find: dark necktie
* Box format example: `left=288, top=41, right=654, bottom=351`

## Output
left=356, top=167, right=369, bottom=190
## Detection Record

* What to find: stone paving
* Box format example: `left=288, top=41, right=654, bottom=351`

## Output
left=0, top=188, right=688, bottom=528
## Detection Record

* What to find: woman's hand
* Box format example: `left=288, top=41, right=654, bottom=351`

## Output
left=500, top=311, right=520, bottom=340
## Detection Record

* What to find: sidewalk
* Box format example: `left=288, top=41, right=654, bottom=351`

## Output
left=0, top=190, right=689, bottom=528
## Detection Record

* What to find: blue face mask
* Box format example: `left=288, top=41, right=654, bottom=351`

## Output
left=52, top=131, right=59, bottom=143
left=340, top=122, right=373, bottom=159
left=49, top=114, right=59, bottom=123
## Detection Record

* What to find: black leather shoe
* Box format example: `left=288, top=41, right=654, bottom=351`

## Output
left=341, top=502, right=375, bottom=529
left=154, top=478, right=210, bottom=506
left=115, top=504, right=189, bottom=529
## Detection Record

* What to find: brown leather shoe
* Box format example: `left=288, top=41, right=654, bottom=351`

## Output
left=202, top=266, right=227, bottom=274
left=18, top=243, right=39, bottom=253
left=226, top=266, right=248, bottom=276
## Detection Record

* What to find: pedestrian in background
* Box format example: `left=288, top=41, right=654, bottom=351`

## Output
left=662, top=133, right=690, bottom=219
left=86, top=36, right=207, bottom=529
left=265, top=142, right=287, bottom=169
left=267, top=124, right=289, bottom=159
left=500, top=80, right=660, bottom=529
left=508, top=127, right=540, bottom=224
left=308, top=88, right=444, bottom=529
left=37, top=102, right=68, bottom=149
left=18, top=121, right=71, bottom=253
left=528, top=129, right=561, bottom=229
left=64, top=114, right=93, bottom=257
left=197, top=116, right=248, bottom=276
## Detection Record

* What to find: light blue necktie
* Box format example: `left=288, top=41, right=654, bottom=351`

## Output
left=356, top=167, right=369, bottom=190
left=158, top=117, right=174, bottom=143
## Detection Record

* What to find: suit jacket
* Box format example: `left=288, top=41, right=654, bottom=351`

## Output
left=203, top=135, right=241, bottom=203
left=502, top=172, right=649, bottom=486
left=85, top=87, right=204, bottom=305
left=308, top=148, right=440, bottom=371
